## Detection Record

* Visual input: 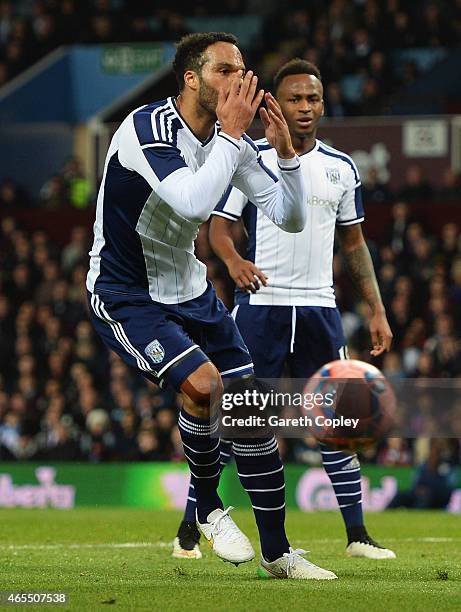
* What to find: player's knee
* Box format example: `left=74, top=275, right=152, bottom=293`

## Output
left=180, top=362, right=223, bottom=419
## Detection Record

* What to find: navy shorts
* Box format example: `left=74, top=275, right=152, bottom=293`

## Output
left=233, top=304, right=347, bottom=379
left=88, top=282, right=253, bottom=391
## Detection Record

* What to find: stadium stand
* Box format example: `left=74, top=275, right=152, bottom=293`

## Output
left=0, top=207, right=460, bottom=470
left=1, top=1, right=460, bottom=113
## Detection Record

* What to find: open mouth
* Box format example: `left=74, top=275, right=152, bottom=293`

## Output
left=297, top=118, right=313, bottom=127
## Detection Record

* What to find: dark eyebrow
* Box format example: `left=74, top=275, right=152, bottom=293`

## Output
left=215, top=62, right=245, bottom=71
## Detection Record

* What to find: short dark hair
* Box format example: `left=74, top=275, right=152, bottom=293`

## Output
left=173, top=32, right=238, bottom=90
left=273, top=59, right=322, bottom=93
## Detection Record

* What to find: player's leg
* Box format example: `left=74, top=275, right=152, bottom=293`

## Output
left=175, top=301, right=284, bottom=557
left=177, top=361, right=255, bottom=564
left=175, top=303, right=290, bottom=559
left=289, top=306, right=396, bottom=559
left=176, top=436, right=233, bottom=558
left=87, top=290, right=253, bottom=564
left=232, top=304, right=291, bottom=378
left=205, top=300, right=337, bottom=579
left=173, top=362, right=222, bottom=560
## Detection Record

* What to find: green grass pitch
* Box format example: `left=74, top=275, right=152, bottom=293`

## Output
left=0, top=508, right=460, bottom=611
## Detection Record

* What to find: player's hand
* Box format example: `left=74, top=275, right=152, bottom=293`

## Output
left=369, top=310, right=393, bottom=357
left=259, top=92, right=296, bottom=159
left=227, top=255, right=268, bottom=293
left=216, top=71, right=264, bottom=140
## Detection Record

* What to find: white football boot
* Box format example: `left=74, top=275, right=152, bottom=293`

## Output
left=196, top=506, right=255, bottom=565
left=258, top=548, right=338, bottom=580
left=172, top=537, right=202, bottom=559
left=172, top=521, right=202, bottom=559
left=346, top=537, right=396, bottom=559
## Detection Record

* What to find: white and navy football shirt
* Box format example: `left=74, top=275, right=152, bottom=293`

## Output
left=86, top=98, right=306, bottom=305
left=212, top=138, right=364, bottom=307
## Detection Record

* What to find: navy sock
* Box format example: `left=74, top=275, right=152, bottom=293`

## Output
left=320, top=446, right=364, bottom=529
left=233, top=437, right=289, bottom=562
left=178, top=409, right=223, bottom=523
left=219, top=438, right=233, bottom=468
left=183, top=480, right=197, bottom=522
left=183, top=439, right=234, bottom=523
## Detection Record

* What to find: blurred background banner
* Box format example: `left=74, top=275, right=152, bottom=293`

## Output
left=0, top=43, right=176, bottom=123
left=0, top=463, right=459, bottom=513
left=0, top=43, right=175, bottom=195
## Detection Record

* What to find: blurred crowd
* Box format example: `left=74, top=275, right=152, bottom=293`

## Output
left=0, top=216, right=184, bottom=462
left=261, top=0, right=461, bottom=116
left=3, top=157, right=460, bottom=212
left=0, top=157, right=92, bottom=211
left=0, top=200, right=460, bottom=482
left=1, top=0, right=461, bottom=115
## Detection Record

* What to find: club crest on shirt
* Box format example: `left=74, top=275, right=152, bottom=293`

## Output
left=325, top=167, right=340, bottom=184
left=145, top=339, right=165, bottom=364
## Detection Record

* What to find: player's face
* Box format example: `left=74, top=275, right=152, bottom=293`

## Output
left=197, top=42, right=245, bottom=116
left=276, top=74, right=324, bottom=139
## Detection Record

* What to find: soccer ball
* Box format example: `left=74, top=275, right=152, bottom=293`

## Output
left=303, top=359, right=396, bottom=452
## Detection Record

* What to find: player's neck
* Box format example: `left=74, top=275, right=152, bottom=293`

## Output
left=292, top=133, right=317, bottom=156
left=175, top=94, right=216, bottom=142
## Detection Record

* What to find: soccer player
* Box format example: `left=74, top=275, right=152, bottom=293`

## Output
left=86, top=34, right=336, bottom=580
left=177, top=58, right=396, bottom=561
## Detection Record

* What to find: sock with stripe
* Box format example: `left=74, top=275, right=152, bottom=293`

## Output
left=320, top=445, right=364, bottom=529
left=233, top=436, right=289, bottom=562
left=183, top=439, right=234, bottom=522
left=178, top=409, right=223, bottom=523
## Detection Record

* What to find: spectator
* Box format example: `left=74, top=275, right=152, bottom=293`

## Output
left=388, top=439, right=459, bottom=509
left=398, top=165, right=434, bottom=203
left=81, top=408, right=115, bottom=462
left=324, top=82, right=349, bottom=117
left=61, top=158, right=92, bottom=210
left=378, top=438, right=412, bottom=466
left=361, top=166, right=393, bottom=204
left=39, top=175, right=68, bottom=209
left=439, top=222, right=459, bottom=268
left=136, top=428, right=164, bottom=461
left=436, top=168, right=461, bottom=202
left=61, top=226, right=89, bottom=273
left=0, top=179, right=31, bottom=209
left=387, top=201, right=411, bottom=256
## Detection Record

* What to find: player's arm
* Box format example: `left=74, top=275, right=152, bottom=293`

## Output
left=209, top=196, right=267, bottom=293
left=336, top=223, right=393, bottom=356
left=119, top=72, right=264, bottom=223
left=231, top=94, right=307, bottom=233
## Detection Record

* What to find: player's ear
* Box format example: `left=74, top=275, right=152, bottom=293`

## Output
left=321, top=100, right=325, bottom=116
left=183, top=70, right=199, bottom=92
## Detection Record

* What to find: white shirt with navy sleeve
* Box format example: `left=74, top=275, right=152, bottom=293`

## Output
left=86, top=98, right=306, bottom=304
left=86, top=97, right=306, bottom=305
left=212, top=138, right=364, bottom=307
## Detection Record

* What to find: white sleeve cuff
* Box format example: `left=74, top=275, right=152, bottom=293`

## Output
left=218, top=132, right=242, bottom=151
left=277, top=155, right=301, bottom=171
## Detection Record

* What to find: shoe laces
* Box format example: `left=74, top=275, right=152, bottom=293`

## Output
left=209, top=506, right=241, bottom=543
left=283, top=547, right=321, bottom=573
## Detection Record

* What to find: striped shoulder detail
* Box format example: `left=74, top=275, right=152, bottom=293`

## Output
left=152, top=105, right=182, bottom=147
left=242, top=133, right=259, bottom=153
left=254, top=137, right=273, bottom=151
left=317, top=141, right=361, bottom=185
left=133, top=101, right=182, bottom=148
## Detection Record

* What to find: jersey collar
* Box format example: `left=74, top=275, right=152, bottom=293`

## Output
left=168, top=96, right=218, bottom=147
left=298, top=139, right=320, bottom=158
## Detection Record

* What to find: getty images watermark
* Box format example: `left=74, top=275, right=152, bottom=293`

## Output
left=211, top=377, right=461, bottom=440
left=220, top=388, right=360, bottom=431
